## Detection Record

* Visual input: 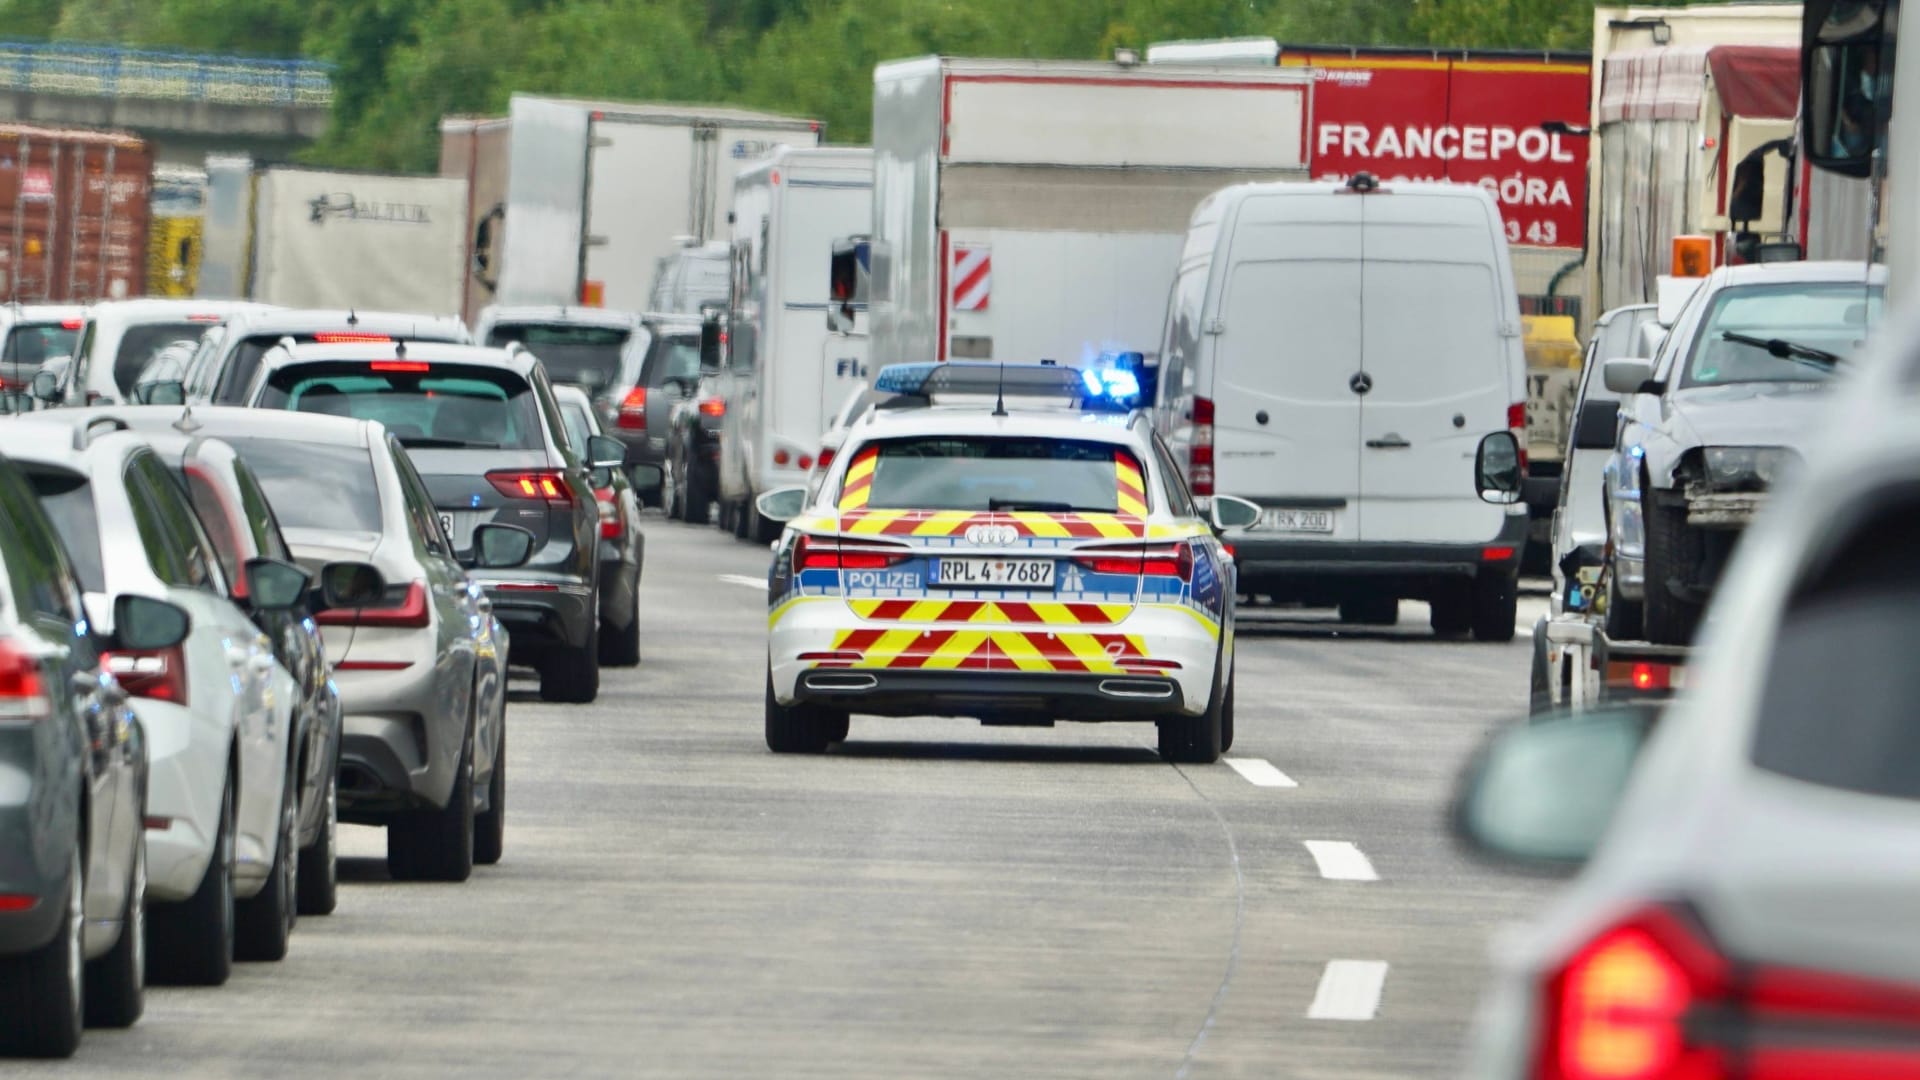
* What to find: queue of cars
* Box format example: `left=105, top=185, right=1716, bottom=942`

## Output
left=0, top=296, right=652, bottom=1057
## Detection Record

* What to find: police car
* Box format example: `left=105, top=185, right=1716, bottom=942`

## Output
left=755, top=361, right=1258, bottom=763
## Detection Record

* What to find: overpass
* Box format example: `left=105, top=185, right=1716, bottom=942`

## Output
left=0, top=41, right=331, bottom=165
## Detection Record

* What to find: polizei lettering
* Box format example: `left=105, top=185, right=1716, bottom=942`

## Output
left=1316, top=123, right=1578, bottom=166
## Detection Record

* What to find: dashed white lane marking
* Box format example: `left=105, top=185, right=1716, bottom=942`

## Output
left=1307, top=960, right=1390, bottom=1020
left=1303, top=840, right=1379, bottom=882
left=1223, top=757, right=1297, bottom=788
left=718, top=574, right=768, bottom=590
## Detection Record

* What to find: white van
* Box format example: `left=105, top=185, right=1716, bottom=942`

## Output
left=1155, top=176, right=1529, bottom=640
left=717, top=146, right=872, bottom=542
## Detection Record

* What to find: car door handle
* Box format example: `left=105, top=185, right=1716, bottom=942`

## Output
left=1365, top=434, right=1412, bottom=449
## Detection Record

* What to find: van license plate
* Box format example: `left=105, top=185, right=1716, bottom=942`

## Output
left=1262, top=508, right=1334, bottom=533
left=932, top=558, right=1055, bottom=588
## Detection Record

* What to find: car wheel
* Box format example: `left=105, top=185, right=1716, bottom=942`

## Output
left=1337, top=594, right=1398, bottom=626
left=474, top=720, right=505, bottom=867
left=235, top=783, right=298, bottom=962
left=149, top=778, right=234, bottom=987
left=732, top=497, right=752, bottom=540
left=0, top=845, right=84, bottom=1056
left=1158, top=656, right=1228, bottom=765
left=684, top=459, right=713, bottom=525
left=296, top=764, right=338, bottom=916
left=1642, top=498, right=1704, bottom=646
left=388, top=731, right=474, bottom=883
left=1427, top=581, right=1473, bottom=638
left=599, top=601, right=641, bottom=668
left=85, top=830, right=145, bottom=1028
left=540, top=625, right=601, bottom=704
left=1218, top=669, right=1236, bottom=754
left=764, top=671, right=838, bottom=754
left=1603, top=557, right=1644, bottom=640
left=1470, top=573, right=1518, bottom=643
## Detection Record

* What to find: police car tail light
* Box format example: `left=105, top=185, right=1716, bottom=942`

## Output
left=795, top=535, right=910, bottom=571
left=1190, top=397, right=1216, bottom=496
left=1076, top=543, right=1192, bottom=582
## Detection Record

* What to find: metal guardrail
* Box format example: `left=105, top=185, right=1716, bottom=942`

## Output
left=0, top=41, right=332, bottom=108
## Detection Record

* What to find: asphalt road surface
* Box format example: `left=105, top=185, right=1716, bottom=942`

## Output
left=34, top=518, right=1558, bottom=1079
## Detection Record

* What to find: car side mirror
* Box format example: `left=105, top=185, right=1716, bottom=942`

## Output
left=244, top=557, right=311, bottom=611
left=1452, top=705, right=1657, bottom=870
left=469, top=523, right=535, bottom=570
left=112, top=594, right=191, bottom=651
left=1571, top=399, right=1621, bottom=451
left=586, top=434, right=625, bottom=471
left=755, top=486, right=809, bottom=524
left=318, top=561, right=385, bottom=610
left=1210, top=495, right=1262, bottom=530
left=30, top=368, right=61, bottom=403
left=1475, top=432, right=1523, bottom=504
left=1602, top=357, right=1659, bottom=396
left=135, top=380, right=185, bottom=405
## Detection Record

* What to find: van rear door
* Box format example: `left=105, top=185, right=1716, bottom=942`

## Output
left=1212, top=194, right=1363, bottom=542
left=1356, top=193, right=1515, bottom=544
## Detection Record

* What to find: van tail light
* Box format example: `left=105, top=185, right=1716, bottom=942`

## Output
left=487, top=469, right=574, bottom=505
left=101, top=645, right=189, bottom=707
left=0, top=640, right=51, bottom=723
left=594, top=487, right=622, bottom=540
left=315, top=581, right=431, bottom=629
left=698, top=396, right=726, bottom=418
left=1509, top=401, right=1529, bottom=472
left=1541, top=904, right=1920, bottom=1080
left=1075, top=543, right=1193, bottom=582
left=817, top=447, right=836, bottom=471
left=617, top=387, right=647, bottom=430
left=1190, top=396, right=1215, bottom=496
left=794, top=535, right=911, bottom=571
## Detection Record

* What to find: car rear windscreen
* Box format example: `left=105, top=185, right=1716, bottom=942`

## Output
left=641, top=334, right=702, bottom=387
left=24, top=469, right=104, bottom=592
left=258, top=362, right=545, bottom=451
left=850, top=437, right=1144, bottom=514
left=218, top=438, right=384, bottom=534
left=2, top=323, right=78, bottom=367
left=216, top=331, right=455, bottom=404
left=485, top=324, right=629, bottom=393
left=113, top=322, right=216, bottom=395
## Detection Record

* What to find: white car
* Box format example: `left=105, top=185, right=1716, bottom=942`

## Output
left=0, top=304, right=84, bottom=407
left=172, top=306, right=473, bottom=407
left=61, top=299, right=272, bottom=407
left=0, top=420, right=299, bottom=986
left=1459, top=319, right=1920, bottom=1075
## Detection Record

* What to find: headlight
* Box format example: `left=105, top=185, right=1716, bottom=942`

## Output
left=1702, top=446, right=1798, bottom=488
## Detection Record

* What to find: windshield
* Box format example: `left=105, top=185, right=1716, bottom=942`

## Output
left=218, top=437, right=384, bottom=534
left=851, top=437, right=1145, bottom=513
left=215, top=332, right=438, bottom=404
left=1682, top=281, right=1883, bottom=388
left=257, top=363, right=546, bottom=450
left=25, top=469, right=103, bottom=592
left=485, top=323, right=629, bottom=393
left=2, top=322, right=78, bottom=367
left=113, top=321, right=216, bottom=395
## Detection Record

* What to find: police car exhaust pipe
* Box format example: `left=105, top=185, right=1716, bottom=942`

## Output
left=1098, top=679, right=1175, bottom=700
left=804, top=672, right=879, bottom=692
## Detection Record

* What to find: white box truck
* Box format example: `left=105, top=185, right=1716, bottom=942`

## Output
left=867, top=56, right=1313, bottom=371
left=440, top=95, right=824, bottom=322
left=716, top=146, right=873, bottom=539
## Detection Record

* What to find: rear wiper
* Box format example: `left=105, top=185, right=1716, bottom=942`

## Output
left=987, top=498, right=1082, bottom=512
left=1719, top=331, right=1842, bottom=370
left=399, top=437, right=502, bottom=449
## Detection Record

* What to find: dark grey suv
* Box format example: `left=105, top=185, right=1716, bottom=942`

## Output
left=245, top=341, right=624, bottom=703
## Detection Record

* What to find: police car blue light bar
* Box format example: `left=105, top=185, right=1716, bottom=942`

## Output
left=872, top=361, right=1141, bottom=411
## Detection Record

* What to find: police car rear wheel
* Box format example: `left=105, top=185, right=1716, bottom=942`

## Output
left=764, top=672, right=841, bottom=754
left=1158, top=658, right=1227, bottom=765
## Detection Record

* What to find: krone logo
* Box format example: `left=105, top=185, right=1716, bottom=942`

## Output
left=964, top=524, right=1018, bottom=547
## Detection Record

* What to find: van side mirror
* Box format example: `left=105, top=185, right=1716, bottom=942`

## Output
left=1601, top=358, right=1658, bottom=396
left=1452, top=705, right=1656, bottom=869
left=1475, top=432, right=1523, bottom=504
left=1572, top=399, right=1621, bottom=451
left=699, top=315, right=725, bottom=373
left=1804, top=3, right=1890, bottom=179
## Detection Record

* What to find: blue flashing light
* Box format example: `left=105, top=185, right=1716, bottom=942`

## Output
left=869, top=360, right=1143, bottom=412
left=1096, top=367, right=1140, bottom=400
left=873, top=362, right=943, bottom=395
left=1629, top=444, right=1645, bottom=459
left=1080, top=368, right=1104, bottom=396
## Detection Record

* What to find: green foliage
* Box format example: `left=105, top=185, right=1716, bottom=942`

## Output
left=9, top=0, right=1689, bottom=168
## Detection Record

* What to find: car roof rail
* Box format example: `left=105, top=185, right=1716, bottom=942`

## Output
left=74, top=415, right=129, bottom=451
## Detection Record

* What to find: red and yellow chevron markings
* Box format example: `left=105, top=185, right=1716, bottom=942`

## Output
left=838, top=445, right=879, bottom=510
left=822, top=628, right=1162, bottom=673
left=839, top=509, right=1144, bottom=539
left=1114, top=450, right=1149, bottom=517
left=847, top=599, right=1130, bottom=624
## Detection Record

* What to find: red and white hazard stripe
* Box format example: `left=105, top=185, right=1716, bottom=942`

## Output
left=951, top=245, right=990, bottom=311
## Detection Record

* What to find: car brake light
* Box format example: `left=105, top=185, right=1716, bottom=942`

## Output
left=1605, top=660, right=1674, bottom=693
left=817, top=447, right=836, bottom=470
left=101, top=645, right=189, bottom=707
left=60, top=318, right=82, bottom=330
left=1509, top=400, right=1529, bottom=472
left=186, top=313, right=224, bottom=323
left=618, top=387, right=647, bottom=431
left=1483, top=546, right=1518, bottom=562
left=1190, top=396, right=1215, bottom=496
left=0, top=894, right=37, bottom=912
left=315, top=581, right=431, bottom=629
left=595, top=488, right=622, bottom=539
left=487, top=469, right=574, bottom=505
left=1075, top=543, right=1192, bottom=582
left=313, top=332, right=393, bottom=343
left=698, top=397, right=725, bottom=418
left=794, top=535, right=910, bottom=571
left=371, top=360, right=432, bottom=373
left=0, top=639, right=51, bottom=723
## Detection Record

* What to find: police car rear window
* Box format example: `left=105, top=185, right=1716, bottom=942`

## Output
left=844, top=438, right=1147, bottom=515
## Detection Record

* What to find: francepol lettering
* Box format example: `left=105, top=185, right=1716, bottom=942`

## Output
left=1317, top=123, right=1578, bottom=165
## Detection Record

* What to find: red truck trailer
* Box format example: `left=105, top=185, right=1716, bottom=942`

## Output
left=0, top=123, right=152, bottom=303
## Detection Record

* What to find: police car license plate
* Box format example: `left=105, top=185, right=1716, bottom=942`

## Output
left=1261, top=508, right=1334, bottom=533
left=932, top=557, right=1055, bottom=589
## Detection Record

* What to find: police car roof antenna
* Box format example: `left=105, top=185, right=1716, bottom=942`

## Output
left=992, top=362, right=1008, bottom=417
